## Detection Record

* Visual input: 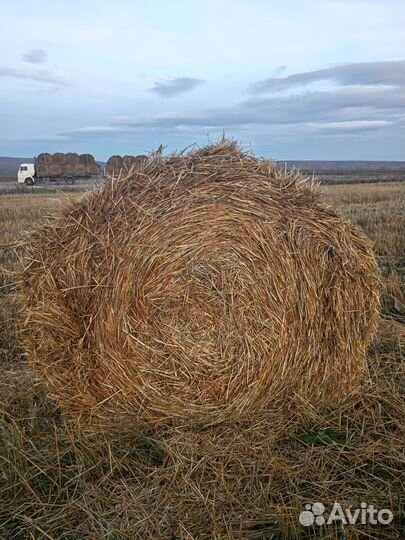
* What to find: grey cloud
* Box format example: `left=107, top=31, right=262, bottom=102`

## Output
left=4, top=134, right=68, bottom=143
left=150, top=77, right=205, bottom=97
left=23, top=48, right=47, bottom=64
left=251, top=60, right=405, bottom=93
left=305, top=120, right=394, bottom=134
left=113, top=86, right=403, bottom=130
left=57, top=61, right=404, bottom=144
left=59, top=126, right=125, bottom=139
left=0, top=66, right=73, bottom=87
left=273, top=65, right=287, bottom=76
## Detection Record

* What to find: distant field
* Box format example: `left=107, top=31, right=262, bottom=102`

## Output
left=282, top=158, right=405, bottom=172
left=2, top=155, right=405, bottom=184
left=321, top=181, right=405, bottom=259
left=277, top=159, right=405, bottom=184
left=316, top=171, right=405, bottom=184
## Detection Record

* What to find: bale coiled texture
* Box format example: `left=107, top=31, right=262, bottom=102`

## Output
left=22, top=142, right=380, bottom=426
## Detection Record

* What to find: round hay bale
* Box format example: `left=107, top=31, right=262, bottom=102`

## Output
left=122, top=154, right=137, bottom=169
left=21, top=142, right=380, bottom=426
left=93, top=165, right=101, bottom=175
left=106, top=155, right=124, bottom=177
left=64, top=152, right=80, bottom=174
left=37, top=153, right=52, bottom=176
left=135, top=154, right=148, bottom=166
left=53, top=152, right=66, bottom=164
left=51, top=153, right=66, bottom=176
left=107, top=155, right=147, bottom=177
left=77, top=153, right=100, bottom=175
left=73, top=163, right=87, bottom=174
left=37, top=152, right=51, bottom=164
left=121, top=154, right=148, bottom=171
left=47, top=163, right=63, bottom=176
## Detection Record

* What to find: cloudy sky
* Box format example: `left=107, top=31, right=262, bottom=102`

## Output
left=0, top=0, right=404, bottom=160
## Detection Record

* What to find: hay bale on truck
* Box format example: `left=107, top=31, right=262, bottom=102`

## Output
left=35, top=152, right=100, bottom=181
left=74, top=153, right=100, bottom=175
left=21, top=141, right=380, bottom=428
left=123, top=154, right=148, bottom=170
left=36, top=152, right=62, bottom=177
left=106, top=155, right=123, bottom=177
left=63, top=152, right=80, bottom=174
left=106, top=154, right=148, bottom=177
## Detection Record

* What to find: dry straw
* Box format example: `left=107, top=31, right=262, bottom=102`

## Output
left=21, top=141, right=380, bottom=427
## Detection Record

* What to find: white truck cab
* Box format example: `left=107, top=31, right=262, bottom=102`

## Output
left=18, top=163, right=36, bottom=185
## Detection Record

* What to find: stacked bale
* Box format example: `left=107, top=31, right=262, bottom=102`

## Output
left=106, top=155, right=123, bottom=177
left=123, top=154, right=148, bottom=170
left=37, top=153, right=62, bottom=176
left=77, top=153, right=100, bottom=175
left=36, top=152, right=100, bottom=176
left=122, top=155, right=135, bottom=169
left=106, top=154, right=148, bottom=177
left=21, top=142, right=380, bottom=427
left=64, top=152, right=80, bottom=174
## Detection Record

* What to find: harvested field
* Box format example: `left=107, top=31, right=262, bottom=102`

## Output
left=0, top=154, right=404, bottom=539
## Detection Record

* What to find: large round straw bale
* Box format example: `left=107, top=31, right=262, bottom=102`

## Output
left=21, top=142, right=380, bottom=426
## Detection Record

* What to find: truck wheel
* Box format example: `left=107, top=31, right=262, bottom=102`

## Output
left=25, top=177, right=35, bottom=186
left=65, top=176, right=75, bottom=185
